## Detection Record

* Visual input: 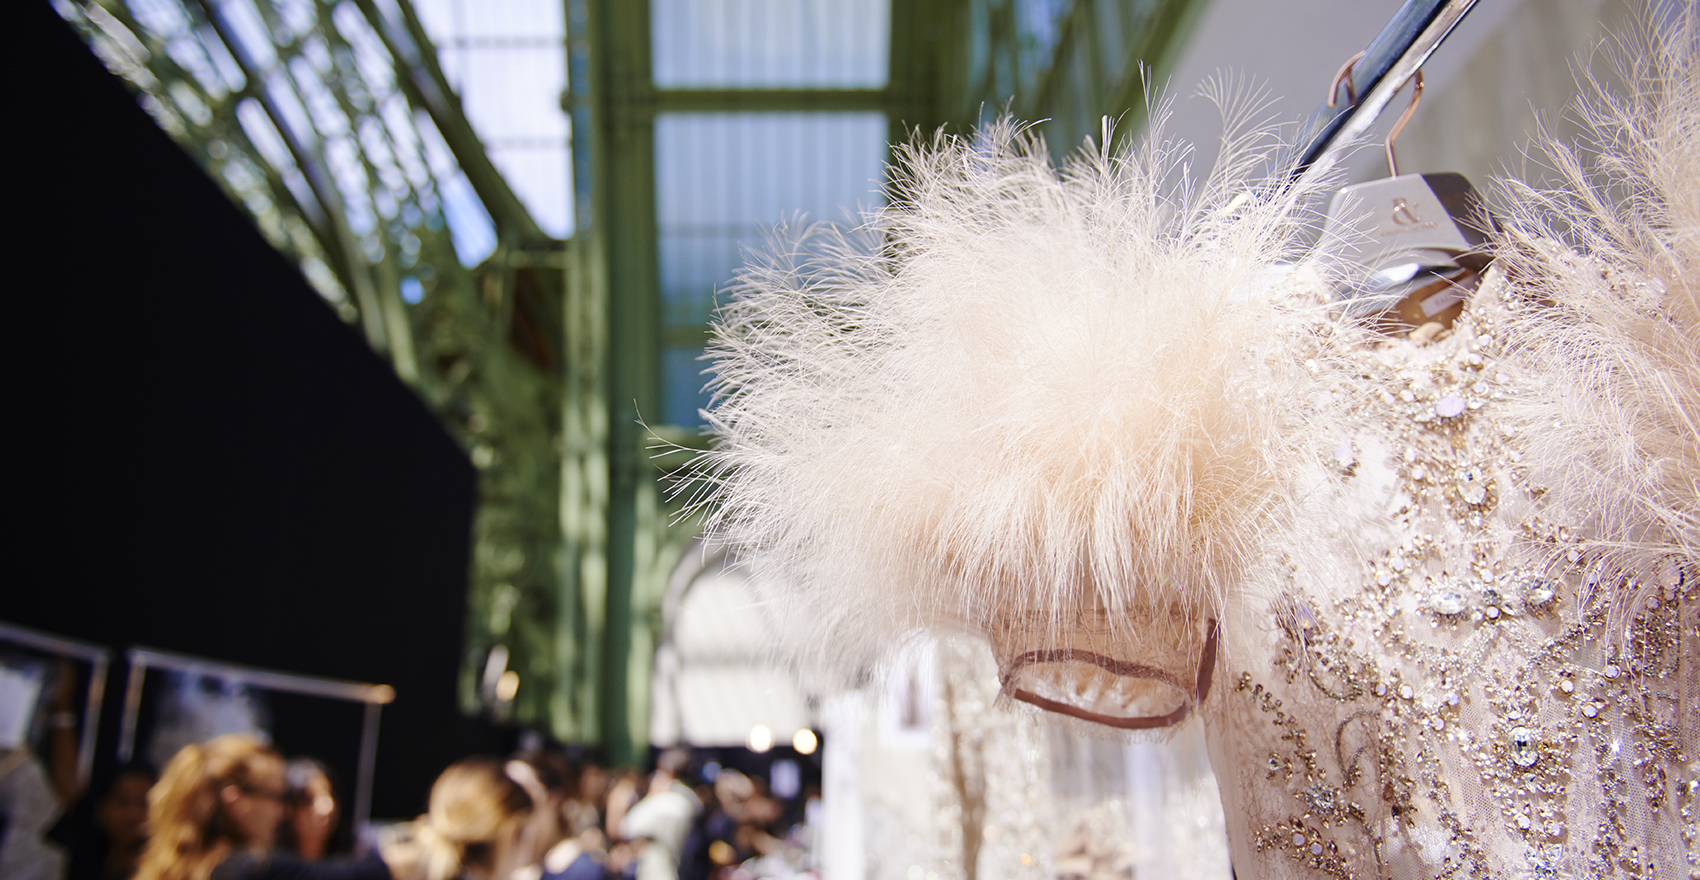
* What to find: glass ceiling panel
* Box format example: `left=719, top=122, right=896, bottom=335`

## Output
left=655, top=111, right=888, bottom=425
left=411, top=0, right=562, bottom=39
left=413, top=0, right=573, bottom=237
left=652, top=0, right=889, bottom=88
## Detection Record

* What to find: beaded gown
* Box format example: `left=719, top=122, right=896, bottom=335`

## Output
left=1198, top=267, right=1696, bottom=879
left=1196, top=26, right=1700, bottom=876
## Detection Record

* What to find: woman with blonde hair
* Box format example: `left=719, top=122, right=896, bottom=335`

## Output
left=390, top=757, right=550, bottom=880
left=136, top=735, right=551, bottom=880
left=135, top=735, right=389, bottom=880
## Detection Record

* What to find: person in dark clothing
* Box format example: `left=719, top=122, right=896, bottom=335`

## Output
left=280, top=759, right=353, bottom=861
left=507, top=752, right=608, bottom=880
left=539, top=847, right=609, bottom=880
left=49, top=762, right=157, bottom=880
left=211, top=851, right=392, bottom=880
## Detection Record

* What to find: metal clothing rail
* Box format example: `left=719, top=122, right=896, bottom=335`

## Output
left=1285, top=0, right=1483, bottom=185
left=0, top=620, right=112, bottom=787
left=117, top=646, right=395, bottom=831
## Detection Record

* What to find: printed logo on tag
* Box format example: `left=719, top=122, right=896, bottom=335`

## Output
left=1391, top=197, right=1423, bottom=226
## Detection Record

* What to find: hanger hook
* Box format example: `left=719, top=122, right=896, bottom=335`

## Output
left=1328, top=50, right=1367, bottom=108
left=1385, top=70, right=1425, bottom=177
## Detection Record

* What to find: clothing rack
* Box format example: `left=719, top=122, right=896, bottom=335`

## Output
left=117, top=646, right=395, bottom=831
left=0, top=620, right=112, bottom=787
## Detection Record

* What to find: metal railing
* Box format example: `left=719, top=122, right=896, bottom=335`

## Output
left=0, top=621, right=112, bottom=787
left=117, top=646, right=394, bottom=831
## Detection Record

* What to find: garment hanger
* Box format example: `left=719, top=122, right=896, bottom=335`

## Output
left=1315, top=63, right=1492, bottom=337
left=1287, top=0, right=1482, bottom=184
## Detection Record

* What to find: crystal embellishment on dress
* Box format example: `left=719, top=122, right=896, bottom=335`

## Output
left=1458, top=468, right=1488, bottom=504
left=1216, top=272, right=1698, bottom=876
left=1428, top=588, right=1466, bottom=615
left=1519, top=577, right=1555, bottom=607
left=1435, top=395, right=1467, bottom=418
left=1301, top=785, right=1339, bottom=814
left=1508, top=727, right=1539, bottom=767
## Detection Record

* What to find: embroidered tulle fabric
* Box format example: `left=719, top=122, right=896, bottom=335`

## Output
left=1193, top=267, right=1696, bottom=879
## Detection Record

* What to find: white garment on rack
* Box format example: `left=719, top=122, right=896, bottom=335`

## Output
left=0, top=750, right=66, bottom=880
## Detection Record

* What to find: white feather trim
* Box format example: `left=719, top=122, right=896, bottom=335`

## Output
left=1494, top=15, right=1700, bottom=591
left=689, top=110, right=1340, bottom=680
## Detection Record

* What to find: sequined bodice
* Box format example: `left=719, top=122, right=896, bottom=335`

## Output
left=1201, top=278, right=1698, bottom=879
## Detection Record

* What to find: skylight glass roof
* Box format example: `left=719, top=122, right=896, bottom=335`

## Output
left=652, top=0, right=889, bottom=88
left=648, top=0, right=893, bottom=427
left=655, top=111, right=887, bottom=425
left=413, top=0, right=573, bottom=237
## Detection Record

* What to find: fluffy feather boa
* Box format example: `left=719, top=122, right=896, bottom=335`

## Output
left=689, top=106, right=1340, bottom=677
left=1494, top=16, right=1699, bottom=594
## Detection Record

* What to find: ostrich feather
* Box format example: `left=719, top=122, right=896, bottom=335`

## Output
left=1494, top=15, right=1700, bottom=593
left=688, top=103, right=1341, bottom=681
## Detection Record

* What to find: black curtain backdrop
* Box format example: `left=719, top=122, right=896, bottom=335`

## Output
left=8, top=1, right=516, bottom=818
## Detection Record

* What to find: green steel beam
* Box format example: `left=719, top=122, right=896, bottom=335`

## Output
left=354, top=0, right=548, bottom=245
left=559, top=0, right=604, bottom=747
left=186, top=0, right=391, bottom=355
left=652, top=88, right=890, bottom=113
left=573, top=0, right=660, bottom=768
left=888, top=0, right=954, bottom=144
left=555, top=233, right=608, bottom=744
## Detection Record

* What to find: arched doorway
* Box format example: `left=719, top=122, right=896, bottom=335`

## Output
left=649, top=542, right=815, bottom=749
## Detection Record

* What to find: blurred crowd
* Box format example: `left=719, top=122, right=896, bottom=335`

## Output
left=2, top=732, right=820, bottom=880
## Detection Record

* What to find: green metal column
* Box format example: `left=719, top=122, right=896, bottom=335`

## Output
left=557, top=232, right=607, bottom=743
left=560, top=0, right=601, bottom=750
left=888, top=0, right=953, bottom=146
left=568, top=0, right=661, bottom=767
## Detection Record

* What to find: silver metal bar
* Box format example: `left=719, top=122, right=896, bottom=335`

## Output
left=353, top=701, right=383, bottom=828
left=117, top=660, right=146, bottom=763
left=126, top=648, right=396, bottom=705
left=0, top=621, right=111, bottom=664
left=116, top=647, right=395, bottom=813
left=78, top=655, right=107, bottom=784
left=0, top=621, right=114, bottom=787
